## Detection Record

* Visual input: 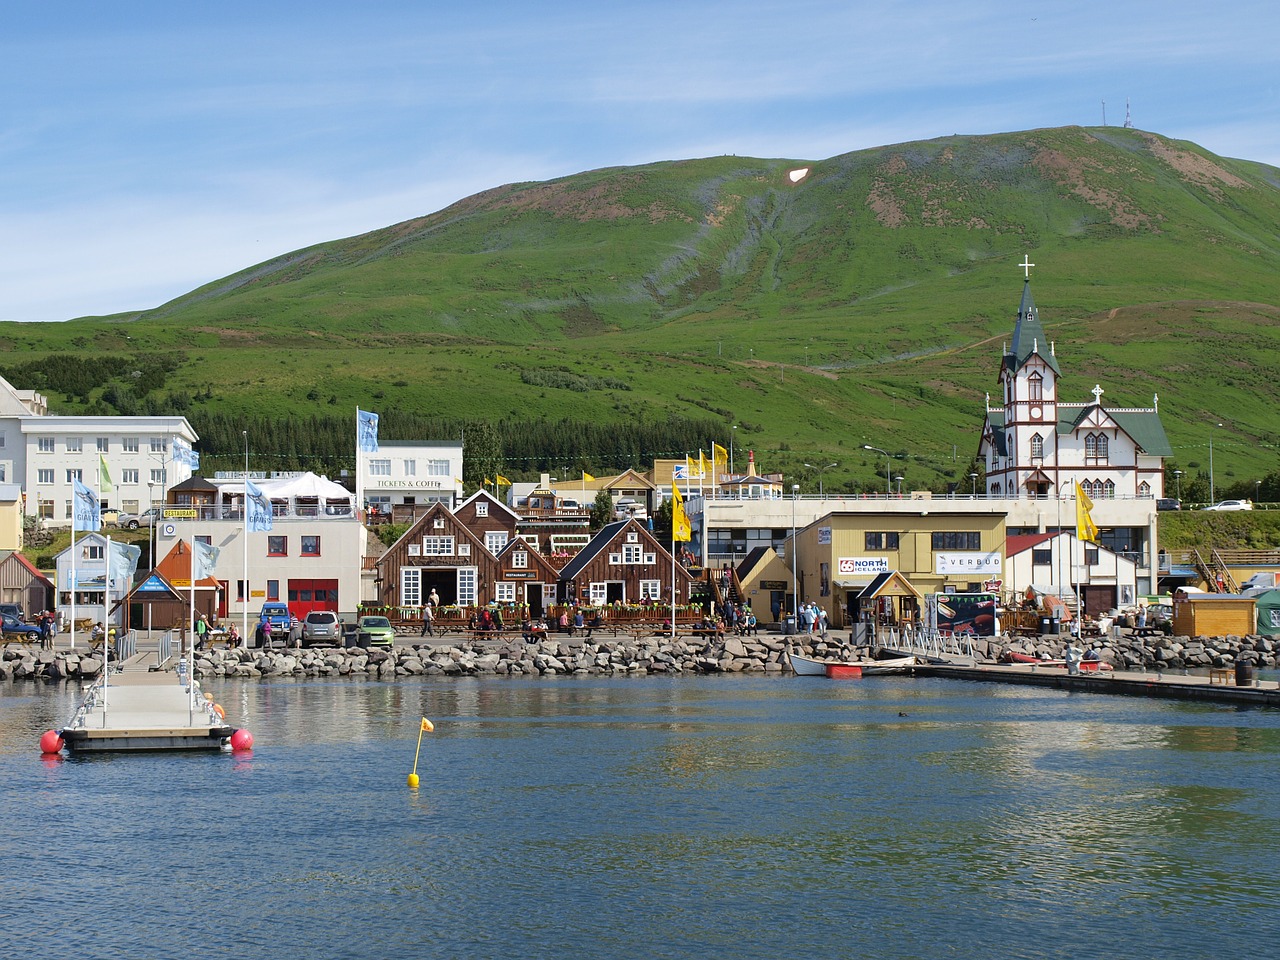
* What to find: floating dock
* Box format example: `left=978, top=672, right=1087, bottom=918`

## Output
left=60, top=655, right=233, bottom=752
left=914, top=661, right=1280, bottom=708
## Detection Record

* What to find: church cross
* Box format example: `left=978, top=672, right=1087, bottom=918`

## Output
left=1019, top=255, right=1035, bottom=279
left=1092, top=384, right=1104, bottom=405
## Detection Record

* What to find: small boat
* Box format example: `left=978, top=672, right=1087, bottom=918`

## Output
left=787, top=648, right=915, bottom=678
left=1001, top=651, right=1113, bottom=672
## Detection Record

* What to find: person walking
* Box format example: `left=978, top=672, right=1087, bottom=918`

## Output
left=420, top=602, right=434, bottom=638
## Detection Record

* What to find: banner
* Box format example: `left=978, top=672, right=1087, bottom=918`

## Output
left=935, top=552, right=1002, bottom=575
left=1075, top=482, right=1099, bottom=543
left=109, top=541, right=142, bottom=581
left=245, top=479, right=273, bottom=532
left=357, top=408, right=380, bottom=453
left=671, top=484, right=691, bottom=542
left=72, top=478, right=100, bottom=532
left=194, top=539, right=221, bottom=580
left=99, top=455, right=113, bottom=493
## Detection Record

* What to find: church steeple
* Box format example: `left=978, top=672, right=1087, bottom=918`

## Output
left=1003, top=257, right=1061, bottom=378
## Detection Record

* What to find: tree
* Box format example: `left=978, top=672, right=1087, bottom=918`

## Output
left=651, top=496, right=673, bottom=543
left=590, top=488, right=613, bottom=530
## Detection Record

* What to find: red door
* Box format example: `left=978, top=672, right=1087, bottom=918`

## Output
left=287, top=579, right=339, bottom=618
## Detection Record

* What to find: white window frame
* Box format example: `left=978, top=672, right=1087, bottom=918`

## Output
left=623, top=544, right=643, bottom=564
left=457, top=567, right=478, bottom=606
left=38, top=468, right=54, bottom=484
left=403, top=460, right=417, bottom=476
left=370, top=459, right=391, bottom=477
left=512, top=551, right=528, bottom=569
left=400, top=568, right=422, bottom=607
left=426, top=459, right=449, bottom=476
left=123, top=437, right=139, bottom=453
left=588, top=582, right=608, bottom=605
left=475, top=502, right=488, bottom=517
left=150, top=437, right=165, bottom=453
left=422, top=536, right=455, bottom=556
left=96, top=437, right=110, bottom=453
left=38, top=437, right=55, bottom=453
left=150, top=469, right=164, bottom=484
left=485, top=531, right=508, bottom=555
left=640, top=580, right=661, bottom=600
left=122, top=468, right=139, bottom=484
left=66, top=438, right=83, bottom=453
left=494, top=582, right=516, bottom=603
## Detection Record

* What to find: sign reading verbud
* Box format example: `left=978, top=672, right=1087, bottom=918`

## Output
left=935, top=552, right=1002, bottom=575
left=837, top=557, right=889, bottom=576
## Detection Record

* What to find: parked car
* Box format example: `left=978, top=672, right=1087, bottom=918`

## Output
left=356, top=615, right=396, bottom=647
left=0, top=603, right=24, bottom=621
left=1201, top=500, right=1253, bottom=511
left=2, top=613, right=42, bottom=640
left=117, top=507, right=162, bottom=529
left=301, top=610, right=342, bottom=647
left=1156, top=498, right=1181, bottom=511
left=256, top=602, right=297, bottom=647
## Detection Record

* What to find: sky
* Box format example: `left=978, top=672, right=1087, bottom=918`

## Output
left=1, top=0, right=1276, bottom=322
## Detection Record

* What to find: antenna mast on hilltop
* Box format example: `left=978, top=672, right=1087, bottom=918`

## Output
left=1101, top=99, right=1107, bottom=126
left=1124, top=98, right=1133, bottom=128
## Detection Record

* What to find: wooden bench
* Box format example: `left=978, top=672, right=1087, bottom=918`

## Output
left=1209, top=667, right=1233, bottom=685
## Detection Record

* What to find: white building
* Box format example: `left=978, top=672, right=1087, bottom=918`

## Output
left=159, top=472, right=365, bottom=623
left=358, top=441, right=463, bottom=514
left=977, top=264, right=1172, bottom=601
left=0, top=374, right=197, bottom=525
left=53, top=532, right=138, bottom=630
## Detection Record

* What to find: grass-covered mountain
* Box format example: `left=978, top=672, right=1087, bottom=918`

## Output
left=4, top=125, right=1280, bottom=496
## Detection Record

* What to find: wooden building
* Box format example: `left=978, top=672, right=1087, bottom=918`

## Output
left=373, top=501, right=504, bottom=611
left=0, top=550, right=54, bottom=616
left=1172, top=591, right=1256, bottom=637
left=556, top=519, right=694, bottom=607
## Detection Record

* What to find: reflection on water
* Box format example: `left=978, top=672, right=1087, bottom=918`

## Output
left=3, top=674, right=1280, bottom=960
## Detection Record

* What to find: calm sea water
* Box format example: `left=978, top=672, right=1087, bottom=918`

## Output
left=2, top=673, right=1278, bottom=960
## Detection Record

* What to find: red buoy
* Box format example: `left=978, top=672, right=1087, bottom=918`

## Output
left=40, top=730, right=64, bottom=754
left=230, top=729, right=254, bottom=751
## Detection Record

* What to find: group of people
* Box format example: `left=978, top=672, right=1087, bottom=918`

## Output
left=193, top=613, right=242, bottom=650
left=798, top=600, right=828, bottom=637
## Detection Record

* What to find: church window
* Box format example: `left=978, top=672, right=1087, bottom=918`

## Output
left=1085, top=433, right=1109, bottom=464
left=1028, top=373, right=1043, bottom=401
left=1030, top=434, right=1044, bottom=458
left=1138, top=482, right=1151, bottom=498
left=1103, top=480, right=1116, bottom=499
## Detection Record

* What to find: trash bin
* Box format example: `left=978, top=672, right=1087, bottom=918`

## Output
left=783, top=615, right=797, bottom=636
left=1038, top=616, right=1053, bottom=635
left=1236, top=659, right=1256, bottom=686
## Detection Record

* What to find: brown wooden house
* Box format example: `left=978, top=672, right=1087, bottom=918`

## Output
left=491, top=537, right=563, bottom=618
left=556, top=519, right=695, bottom=607
left=0, top=550, right=54, bottom=616
left=452, top=489, right=521, bottom=557
left=373, top=501, right=504, bottom=613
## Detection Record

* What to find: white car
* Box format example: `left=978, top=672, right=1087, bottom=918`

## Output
left=1201, top=500, right=1253, bottom=511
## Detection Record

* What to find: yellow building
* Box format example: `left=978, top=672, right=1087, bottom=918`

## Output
left=793, top=503, right=1007, bottom=630
left=0, top=485, right=23, bottom=552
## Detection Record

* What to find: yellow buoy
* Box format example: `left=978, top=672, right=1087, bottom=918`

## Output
left=407, top=773, right=420, bottom=789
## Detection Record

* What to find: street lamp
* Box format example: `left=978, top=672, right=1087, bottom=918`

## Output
left=791, top=483, right=800, bottom=619
left=894, top=474, right=904, bottom=496
left=1209, top=422, right=1223, bottom=504
left=969, top=472, right=979, bottom=497
left=803, top=461, right=838, bottom=498
left=864, top=444, right=892, bottom=496
left=1173, top=469, right=1182, bottom=502
left=1256, top=479, right=1262, bottom=504
left=730, top=425, right=737, bottom=476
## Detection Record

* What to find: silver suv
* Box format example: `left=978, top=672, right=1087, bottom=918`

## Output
left=300, top=611, right=341, bottom=647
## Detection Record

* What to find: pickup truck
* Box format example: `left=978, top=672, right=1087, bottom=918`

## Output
left=256, top=602, right=297, bottom=648
left=116, top=507, right=162, bottom=529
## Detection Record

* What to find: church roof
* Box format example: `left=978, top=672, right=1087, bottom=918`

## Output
left=1003, top=280, right=1061, bottom=377
left=1058, top=406, right=1173, bottom=456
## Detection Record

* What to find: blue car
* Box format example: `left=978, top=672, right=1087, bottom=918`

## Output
left=2, top=613, right=42, bottom=641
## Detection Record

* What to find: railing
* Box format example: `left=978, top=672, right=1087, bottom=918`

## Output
left=157, top=629, right=179, bottom=665
left=883, top=626, right=977, bottom=662
left=114, top=629, right=137, bottom=662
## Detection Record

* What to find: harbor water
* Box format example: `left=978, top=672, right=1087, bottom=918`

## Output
left=3, top=673, right=1279, bottom=959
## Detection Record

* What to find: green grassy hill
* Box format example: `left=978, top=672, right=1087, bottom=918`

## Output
left=3, top=125, right=1279, bottom=495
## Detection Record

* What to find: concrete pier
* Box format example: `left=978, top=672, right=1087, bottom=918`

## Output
left=914, top=660, right=1280, bottom=708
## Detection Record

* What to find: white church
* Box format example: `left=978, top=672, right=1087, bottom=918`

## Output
left=978, top=259, right=1172, bottom=608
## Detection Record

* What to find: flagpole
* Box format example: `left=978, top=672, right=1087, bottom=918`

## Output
left=355, top=407, right=363, bottom=523
left=243, top=431, right=249, bottom=649
left=188, top=537, right=196, bottom=723
left=670, top=530, right=677, bottom=640
left=103, top=532, right=111, bottom=719
left=69, top=525, right=77, bottom=654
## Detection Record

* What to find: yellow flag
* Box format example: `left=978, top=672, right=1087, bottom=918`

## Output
left=700, top=451, right=712, bottom=477
left=484, top=476, right=492, bottom=486
left=496, top=474, right=510, bottom=486
left=420, top=717, right=434, bottom=733
left=583, top=472, right=596, bottom=482
left=671, top=484, right=691, bottom=542
left=1075, top=482, right=1098, bottom=543
left=712, top=443, right=728, bottom=474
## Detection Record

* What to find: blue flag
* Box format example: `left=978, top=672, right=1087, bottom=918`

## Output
left=109, top=541, right=142, bottom=582
left=245, top=479, right=273, bottom=532
left=357, top=408, right=380, bottom=453
left=72, top=478, right=101, bottom=532
left=194, top=539, right=220, bottom=580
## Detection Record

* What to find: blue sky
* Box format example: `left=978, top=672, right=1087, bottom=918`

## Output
left=2, top=1, right=1276, bottom=322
